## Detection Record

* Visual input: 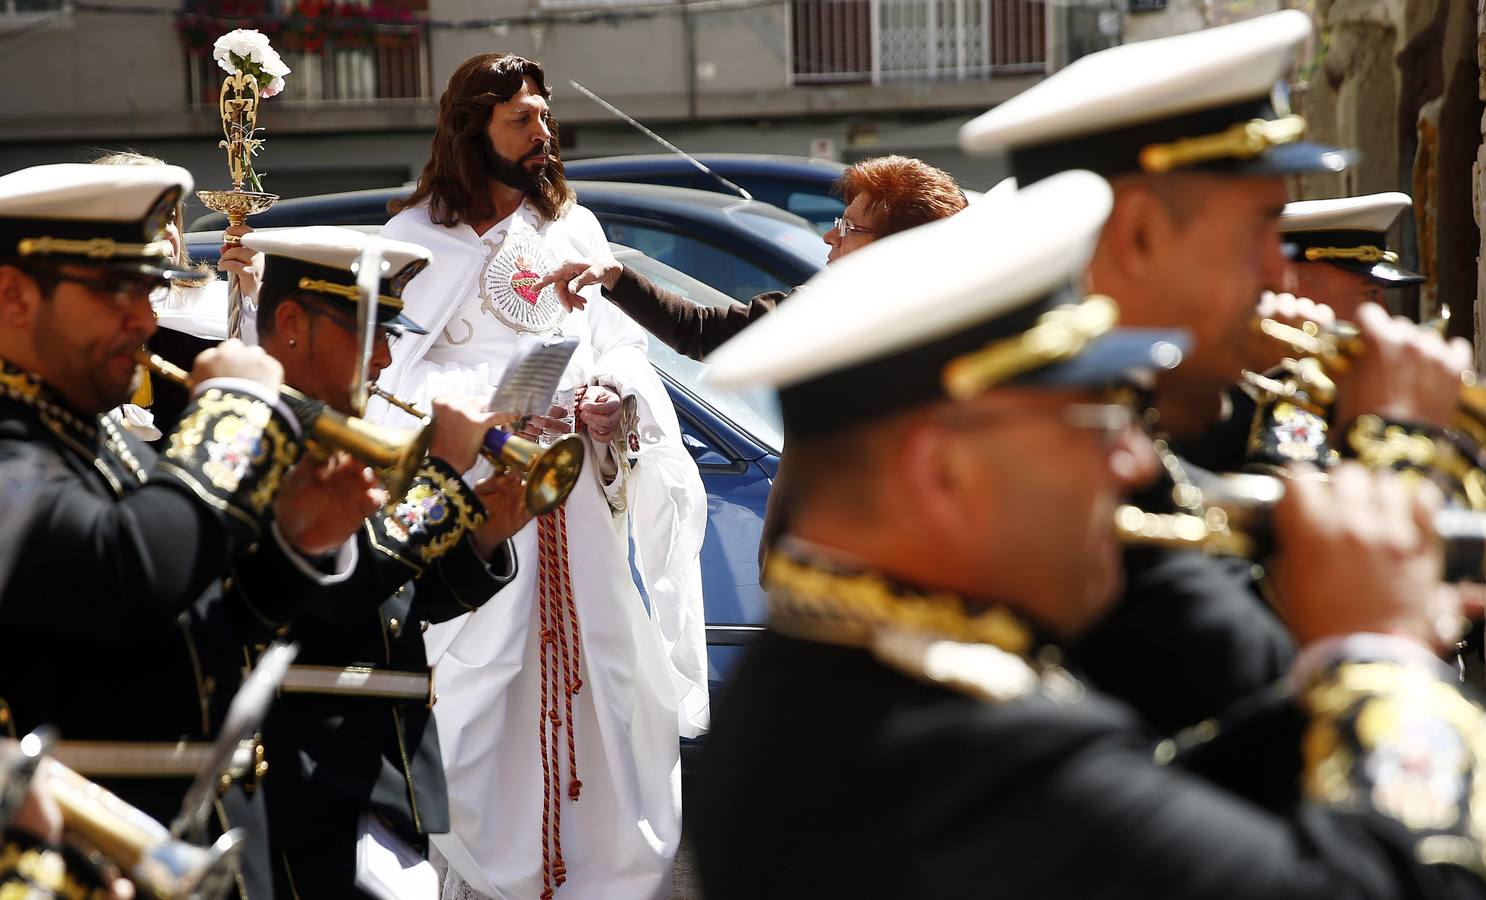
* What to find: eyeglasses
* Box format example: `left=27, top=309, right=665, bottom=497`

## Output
left=26, top=265, right=169, bottom=308
left=1060, top=403, right=1140, bottom=448
left=302, top=300, right=401, bottom=348
left=952, top=399, right=1143, bottom=450
left=833, top=216, right=877, bottom=240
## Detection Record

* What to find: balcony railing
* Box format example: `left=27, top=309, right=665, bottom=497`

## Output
left=186, top=35, right=429, bottom=106
left=791, top=0, right=1046, bottom=85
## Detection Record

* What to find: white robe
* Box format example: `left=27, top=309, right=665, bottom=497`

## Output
left=375, top=199, right=709, bottom=900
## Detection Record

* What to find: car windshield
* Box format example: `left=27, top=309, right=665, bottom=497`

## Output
left=616, top=246, right=785, bottom=452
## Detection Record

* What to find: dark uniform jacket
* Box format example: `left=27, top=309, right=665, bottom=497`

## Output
left=694, top=549, right=1486, bottom=899
left=1072, top=456, right=1295, bottom=735
left=0, top=361, right=315, bottom=897
left=253, top=456, right=516, bottom=887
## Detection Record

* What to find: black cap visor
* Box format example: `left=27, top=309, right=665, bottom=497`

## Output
left=382, top=310, right=429, bottom=336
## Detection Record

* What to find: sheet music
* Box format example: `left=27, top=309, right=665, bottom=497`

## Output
left=487, top=334, right=580, bottom=418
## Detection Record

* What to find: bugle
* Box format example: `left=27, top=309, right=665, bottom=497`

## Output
left=0, top=732, right=241, bottom=900
left=368, top=384, right=584, bottom=517
left=1113, top=471, right=1486, bottom=583
left=1255, top=316, right=1486, bottom=448
left=134, top=350, right=431, bottom=503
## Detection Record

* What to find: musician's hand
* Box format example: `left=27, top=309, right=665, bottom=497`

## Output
left=577, top=385, right=623, bottom=444
left=1333, top=302, right=1472, bottom=430
left=1268, top=462, right=1457, bottom=653
left=1247, top=291, right=1336, bottom=374
left=470, top=469, right=532, bottom=559
left=191, top=339, right=283, bottom=394
left=11, top=767, right=62, bottom=844
left=219, top=224, right=265, bottom=302
left=428, top=396, right=513, bottom=474
left=534, top=259, right=622, bottom=312
left=276, top=452, right=382, bottom=557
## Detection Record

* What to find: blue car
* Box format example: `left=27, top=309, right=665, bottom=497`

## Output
left=188, top=181, right=828, bottom=303
left=182, top=233, right=789, bottom=733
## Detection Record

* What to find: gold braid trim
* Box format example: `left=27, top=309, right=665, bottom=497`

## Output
left=1345, top=415, right=1486, bottom=511
left=413, top=460, right=483, bottom=563
left=373, top=458, right=486, bottom=569
left=764, top=549, right=1084, bottom=705
left=1303, top=245, right=1399, bottom=265
left=15, top=236, right=173, bottom=261
left=295, top=277, right=405, bottom=311
left=765, top=551, right=1033, bottom=657
left=1139, top=114, right=1307, bottom=174
left=165, top=388, right=296, bottom=518
left=1347, top=415, right=1438, bottom=470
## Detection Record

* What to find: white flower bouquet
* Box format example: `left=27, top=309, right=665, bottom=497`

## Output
left=212, top=28, right=291, bottom=98
left=210, top=28, right=290, bottom=192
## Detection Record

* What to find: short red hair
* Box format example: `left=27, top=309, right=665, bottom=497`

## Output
left=836, top=155, right=967, bottom=236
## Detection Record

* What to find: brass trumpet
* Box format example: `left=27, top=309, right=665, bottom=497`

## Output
left=134, top=350, right=431, bottom=503
left=1113, top=471, right=1486, bottom=584
left=1, top=733, right=241, bottom=899
left=1255, top=317, right=1486, bottom=448
left=369, top=384, right=585, bottom=517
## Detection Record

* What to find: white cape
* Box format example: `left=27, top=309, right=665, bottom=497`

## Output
left=374, top=199, right=708, bottom=900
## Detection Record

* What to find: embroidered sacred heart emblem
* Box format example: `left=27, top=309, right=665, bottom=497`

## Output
left=480, top=235, right=565, bottom=334
left=510, top=257, right=542, bottom=305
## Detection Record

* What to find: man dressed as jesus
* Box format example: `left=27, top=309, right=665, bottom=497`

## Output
left=371, top=52, right=709, bottom=900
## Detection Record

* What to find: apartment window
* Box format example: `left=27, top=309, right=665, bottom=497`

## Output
left=537, top=0, right=674, bottom=8
left=790, top=0, right=1046, bottom=85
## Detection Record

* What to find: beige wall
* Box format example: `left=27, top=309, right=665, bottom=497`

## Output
left=1, top=0, right=1035, bottom=141
left=0, top=3, right=194, bottom=137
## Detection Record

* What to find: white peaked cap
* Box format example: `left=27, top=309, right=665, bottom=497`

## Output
left=1280, top=192, right=1411, bottom=235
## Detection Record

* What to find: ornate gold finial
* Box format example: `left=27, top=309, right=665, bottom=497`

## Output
left=196, top=29, right=289, bottom=337
left=218, top=70, right=265, bottom=194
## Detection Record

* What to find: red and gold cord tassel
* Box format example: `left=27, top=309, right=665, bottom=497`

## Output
left=537, top=508, right=582, bottom=898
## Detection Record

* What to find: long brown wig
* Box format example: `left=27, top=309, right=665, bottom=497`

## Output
left=392, top=53, right=575, bottom=227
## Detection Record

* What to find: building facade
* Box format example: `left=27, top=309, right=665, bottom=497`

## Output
left=0, top=0, right=1119, bottom=217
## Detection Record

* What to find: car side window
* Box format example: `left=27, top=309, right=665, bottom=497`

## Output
left=600, top=221, right=791, bottom=302
left=784, top=193, right=844, bottom=234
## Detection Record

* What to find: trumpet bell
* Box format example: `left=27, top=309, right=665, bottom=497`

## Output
left=524, top=433, right=586, bottom=516
left=482, top=430, right=587, bottom=516
left=133, top=828, right=243, bottom=900
left=309, top=411, right=434, bottom=505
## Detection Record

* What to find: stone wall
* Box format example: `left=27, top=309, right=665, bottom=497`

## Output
left=1294, top=0, right=1481, bottom=347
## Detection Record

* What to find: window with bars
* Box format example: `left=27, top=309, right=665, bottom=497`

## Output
left=790, top=0, right=1046, bottom=85
left=536, top=0, right=673, bottom=8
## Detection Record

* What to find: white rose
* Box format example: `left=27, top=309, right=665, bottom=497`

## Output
left=259, top=47, right=291, bottom=78
left=211, top=29, right=272, bottom=75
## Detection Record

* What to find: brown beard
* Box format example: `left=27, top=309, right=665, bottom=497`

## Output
left=484, top=140, right=550, bottom=194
